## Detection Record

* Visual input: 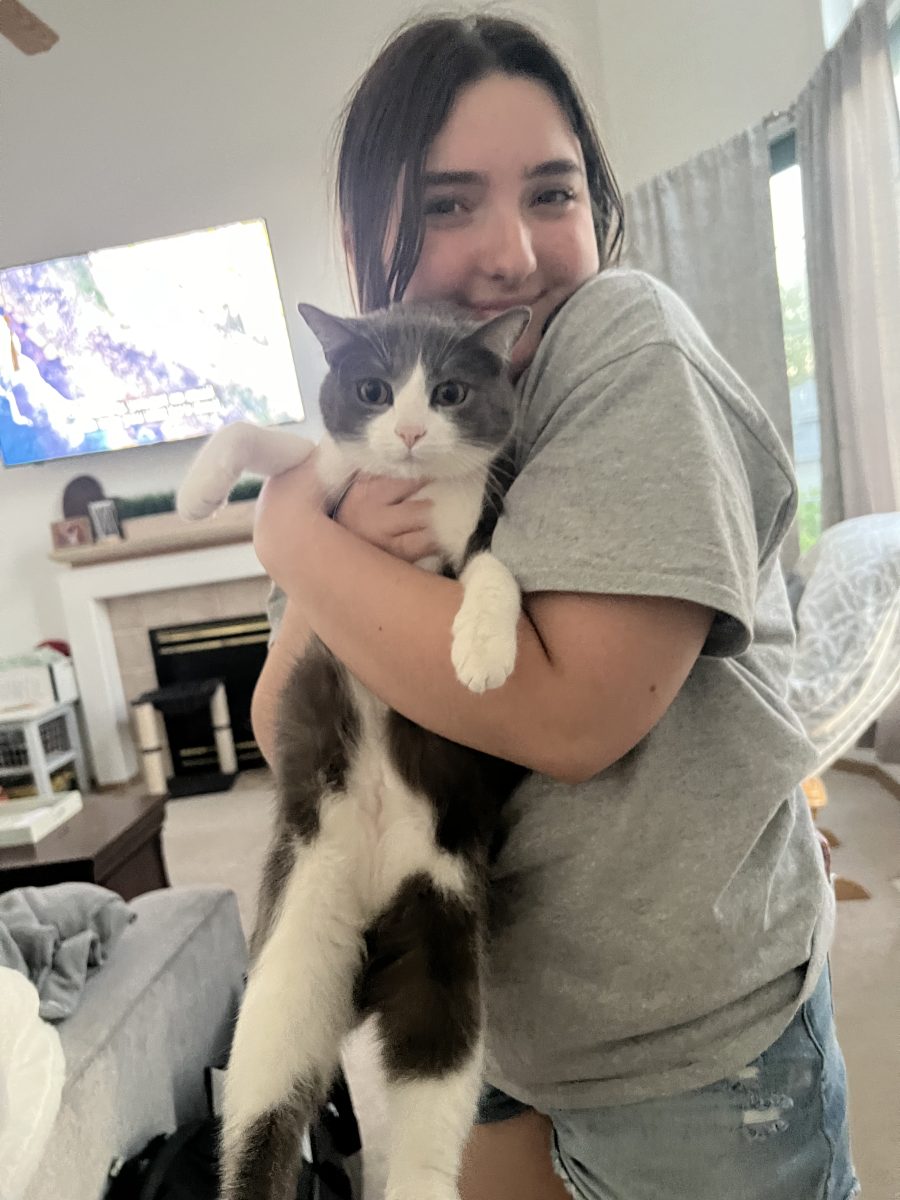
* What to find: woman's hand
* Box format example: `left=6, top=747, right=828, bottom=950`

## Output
left=253, top=455, right=439, bottom=592
left=334, top=474, right=438, bottom=562
left=253, top=452, right=330, bottom=590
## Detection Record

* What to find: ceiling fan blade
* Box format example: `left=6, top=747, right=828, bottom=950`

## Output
left=0, top=0, right=59, bottom=55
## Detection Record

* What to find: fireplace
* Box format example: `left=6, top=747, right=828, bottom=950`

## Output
left=149, top=613, right=270, bottom=780
left=56, top=534, right=269, bottom=786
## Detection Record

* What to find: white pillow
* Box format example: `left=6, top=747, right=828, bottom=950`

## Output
left=0, top=968, right=65, bottom=1200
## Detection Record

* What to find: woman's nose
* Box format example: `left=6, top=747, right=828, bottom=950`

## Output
left=479, top=210, right=537, bottom=285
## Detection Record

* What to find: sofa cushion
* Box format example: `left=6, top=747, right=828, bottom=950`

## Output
left=23, top=885, right=246, bottom=1200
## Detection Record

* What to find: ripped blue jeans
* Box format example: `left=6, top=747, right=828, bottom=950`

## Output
left=477, top=965, right=859, bottom=1200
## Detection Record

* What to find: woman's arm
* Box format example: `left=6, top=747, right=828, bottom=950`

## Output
left=253, top=459, right=713, bottom=783
left=250, top=601, right=312, bottom=766
left=251, top=473, right=437, bottom=764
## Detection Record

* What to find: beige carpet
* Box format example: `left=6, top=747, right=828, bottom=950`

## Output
left=162, top=765, right=900, bottom=1200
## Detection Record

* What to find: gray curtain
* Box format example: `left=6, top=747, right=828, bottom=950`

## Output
left=621, top=124, right=798, bottom=562
left=796, top=0, right=900, bottom=525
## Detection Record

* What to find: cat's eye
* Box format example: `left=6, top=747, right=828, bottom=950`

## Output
left=356, top=379, right=392, bottom=406
left=431, top=381, right=469, bottom=407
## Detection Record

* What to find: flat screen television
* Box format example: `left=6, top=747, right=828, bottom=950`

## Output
left=0, top=218, right=305, bottom=466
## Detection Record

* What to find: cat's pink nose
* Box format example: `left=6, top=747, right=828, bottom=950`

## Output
left=396, top=424, right=426, bottom=449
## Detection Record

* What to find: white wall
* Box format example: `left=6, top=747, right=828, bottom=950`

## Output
left=0, top=0, right=597, bottom=655
left=0, top=0, right=825, bottom=655
left=593, top=0, right=825, bottom=190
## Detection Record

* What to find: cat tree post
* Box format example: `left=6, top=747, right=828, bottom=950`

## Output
left=132, top=679, right=237, bottom=797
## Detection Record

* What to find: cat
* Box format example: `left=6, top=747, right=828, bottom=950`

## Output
left=177, top=300, right=531, bottom=1200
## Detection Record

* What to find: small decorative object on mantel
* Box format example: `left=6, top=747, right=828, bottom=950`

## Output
left=48, top=479, right=263, bottom=566
left=88, top=498, right=123, bottom=542
left=62, top=474, right=105, bottom=519
left=111, top=476, right=263, bottom=521
left=50, top=516, right=93, bottom=550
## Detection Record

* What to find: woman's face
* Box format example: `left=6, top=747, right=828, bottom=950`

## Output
left=402, top=72, right=601, bottom=376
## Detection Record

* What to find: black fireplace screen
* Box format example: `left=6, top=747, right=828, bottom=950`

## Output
left=149, top=614, right=270, bottom=777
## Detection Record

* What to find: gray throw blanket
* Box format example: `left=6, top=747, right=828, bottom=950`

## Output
left=0, top=883, right=135, bottom=1021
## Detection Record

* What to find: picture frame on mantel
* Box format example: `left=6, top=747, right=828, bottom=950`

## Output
left=50, top=516, right=94, bottom=550
left=48, top=498, right=256, bottom=566
left=88, top=498, right=124, bottom=542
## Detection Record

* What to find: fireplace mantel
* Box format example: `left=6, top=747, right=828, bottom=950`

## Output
left=58, top=540, right=266, bottom=785
left=50, top=501, right=256, bottom=566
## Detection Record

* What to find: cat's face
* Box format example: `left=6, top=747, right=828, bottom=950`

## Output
left=299, top=303, right=529, bottom=480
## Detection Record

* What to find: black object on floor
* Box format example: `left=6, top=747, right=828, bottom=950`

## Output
left=103, top=1069, right=363, bottom=1200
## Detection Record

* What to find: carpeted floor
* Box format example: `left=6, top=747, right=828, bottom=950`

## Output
left=162, top=764, right=900, bottom=1200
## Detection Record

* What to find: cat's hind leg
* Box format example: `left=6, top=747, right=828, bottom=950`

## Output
left=220, top=832, right=366, bottom=1200
left=362, top=872, right=485, bottom=1200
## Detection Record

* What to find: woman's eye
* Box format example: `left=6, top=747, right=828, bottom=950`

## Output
left=533, top=187, right=576, bottom=207
left=356, top=378, right=392, bottom=406
left=424, top=195, right=469, bottom=219
left=432, top=381, right=468, bottom=407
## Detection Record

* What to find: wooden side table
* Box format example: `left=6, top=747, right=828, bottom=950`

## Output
left=0, top=791, right=170, bottom=902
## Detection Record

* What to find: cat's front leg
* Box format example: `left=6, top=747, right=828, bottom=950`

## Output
left=451, top=551, right=521, bottom=693
left=177, top=421, right=315, bottom=520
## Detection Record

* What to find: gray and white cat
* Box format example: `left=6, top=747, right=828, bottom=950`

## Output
left=177, top=301, right=531, bottom=1200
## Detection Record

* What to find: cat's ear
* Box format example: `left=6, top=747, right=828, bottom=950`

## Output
left=297, top=303, right=360, bottom=367
left=468, top=307, right=531, bottom=361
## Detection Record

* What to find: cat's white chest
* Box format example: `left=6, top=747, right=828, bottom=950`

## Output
left=420, top=478, right=486, bottom=569
left=335, top=678, right=465, bottom=914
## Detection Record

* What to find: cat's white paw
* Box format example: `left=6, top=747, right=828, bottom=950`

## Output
left=176, top=472, right=232, bottom=521
left=451, top=607, right=518, bottom=693
left=450, top=552, right=520, bottom=694
left=177, top=423, right=251, bottom=521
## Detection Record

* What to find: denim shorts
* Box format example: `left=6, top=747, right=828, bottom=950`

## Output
left=477, top=965, right=859, bottom=1200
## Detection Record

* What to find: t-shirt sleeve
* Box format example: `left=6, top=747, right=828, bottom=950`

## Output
left=492, top=341, right=791, bottom=658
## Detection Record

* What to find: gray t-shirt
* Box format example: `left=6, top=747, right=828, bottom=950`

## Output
left=268, top=269, right=834, bottom=1111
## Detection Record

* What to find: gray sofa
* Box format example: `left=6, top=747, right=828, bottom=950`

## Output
left=25, top=885, right=247, bottom=1200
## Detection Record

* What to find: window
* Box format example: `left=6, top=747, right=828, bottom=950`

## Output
left=769, top=145, right=822, bottom=554
left=768, top=5, right=899, bottom=555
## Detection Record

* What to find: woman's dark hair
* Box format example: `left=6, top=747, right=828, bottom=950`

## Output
left=335, top=14, right=625, bottom=311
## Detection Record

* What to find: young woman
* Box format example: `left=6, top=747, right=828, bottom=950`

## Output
left=251, top=15, right=857, bottom=1200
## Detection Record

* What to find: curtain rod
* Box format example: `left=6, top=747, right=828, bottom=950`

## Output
left=764, top=106, right=797, bottom=125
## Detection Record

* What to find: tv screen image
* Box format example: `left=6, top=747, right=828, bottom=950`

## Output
left=0, top=219, right=305, bottom=466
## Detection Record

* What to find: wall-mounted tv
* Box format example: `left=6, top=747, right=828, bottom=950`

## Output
left=0, top=219, right=304, bottom=466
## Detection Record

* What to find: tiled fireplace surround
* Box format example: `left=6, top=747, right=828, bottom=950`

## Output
left=108, top=577, right=269, bottom=712
left=58, top=541, right=268, bottom=785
